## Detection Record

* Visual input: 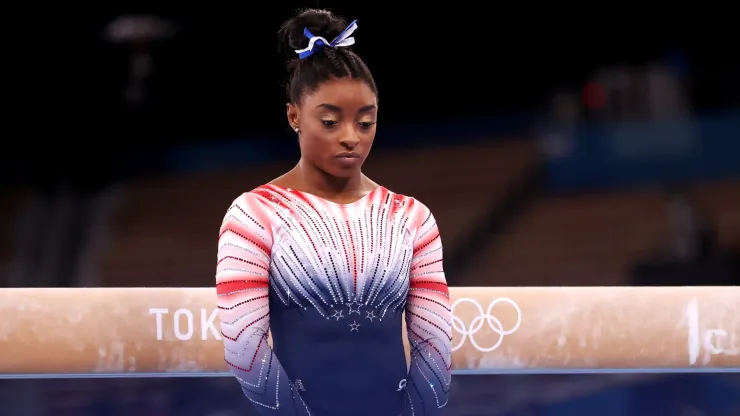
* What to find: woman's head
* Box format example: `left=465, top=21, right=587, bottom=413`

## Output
left=278, top=9, right=378, bottom=179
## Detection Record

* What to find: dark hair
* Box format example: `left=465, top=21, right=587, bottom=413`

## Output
left=278, top=9, right=377, bottom=104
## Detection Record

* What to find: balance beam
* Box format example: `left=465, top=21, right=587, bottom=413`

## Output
left=0, top=286, right=737, bottom=377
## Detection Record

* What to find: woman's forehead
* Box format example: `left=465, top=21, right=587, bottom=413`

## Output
left=303, top=79, right=377, bottom=110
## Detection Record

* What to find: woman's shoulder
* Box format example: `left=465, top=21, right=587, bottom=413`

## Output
left=227, top=185, right=280, bottom=210
left=379, top=186, right=433, bottom=218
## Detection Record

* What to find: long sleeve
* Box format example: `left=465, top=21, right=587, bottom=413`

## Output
left=216, top=193, right=311, bottom=415
left=404, top=206, right=452, bottom=415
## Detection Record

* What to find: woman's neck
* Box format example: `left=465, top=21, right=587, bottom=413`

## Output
left=293, top=158, right=367, bottom=199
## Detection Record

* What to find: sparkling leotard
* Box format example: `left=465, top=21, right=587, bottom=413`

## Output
left=216, top=184, right=451, bottom=416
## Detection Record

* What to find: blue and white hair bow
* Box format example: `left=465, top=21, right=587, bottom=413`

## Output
left=295, top=20, right=358, bottom=60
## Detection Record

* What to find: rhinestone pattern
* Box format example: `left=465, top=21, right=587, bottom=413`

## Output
left=216, top=184, right=451, bottom=415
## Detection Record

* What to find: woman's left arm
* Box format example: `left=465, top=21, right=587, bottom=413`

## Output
left=403, top=203, right=452, bottom=415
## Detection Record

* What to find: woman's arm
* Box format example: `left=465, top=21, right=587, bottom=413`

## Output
left=217, top=193, right=311, bottom=415
left=403, top=203, right=452, bottom=415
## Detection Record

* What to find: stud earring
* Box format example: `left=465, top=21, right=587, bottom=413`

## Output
left=294, top=127, right=301, bottom=134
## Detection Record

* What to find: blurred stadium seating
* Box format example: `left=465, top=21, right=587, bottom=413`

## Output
left=98, top=162, right=292, bottom=287
left=465, top=189, right=667, bottom=286
left=97, top=139, right=539, bottom=287
left=364, top=139, right=539, bottom=255
left=463, top=179, right=739, bottom=287
left=91, top=143, right=739, bottom=289
left=0, top=190, right=29, bottom=286
left=692, top=179, right=740, bottom=246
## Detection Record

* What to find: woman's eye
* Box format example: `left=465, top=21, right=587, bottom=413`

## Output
left=359, top=121, right=376, bottom=129
left=322, top=120, right=338, bottom=127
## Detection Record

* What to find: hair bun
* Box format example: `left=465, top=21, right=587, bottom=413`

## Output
left=278, top=8, right=349, bottom=58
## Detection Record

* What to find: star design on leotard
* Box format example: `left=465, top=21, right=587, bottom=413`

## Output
left=365, top=310, right=377, bottom=322
left=331, top=310, right=344, bottom=321
left=349, top=321, right=360, bottom=332
left=347, top=301, right=362, bottom=315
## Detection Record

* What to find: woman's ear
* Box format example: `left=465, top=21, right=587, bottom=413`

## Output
left=286, top=103, right=299, bottom=132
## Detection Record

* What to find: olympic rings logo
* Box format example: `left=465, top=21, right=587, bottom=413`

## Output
left=450, top=297, right=522, bottom=352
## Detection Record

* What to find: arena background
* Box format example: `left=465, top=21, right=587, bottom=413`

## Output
left=1, top=5, right=739, bottom=415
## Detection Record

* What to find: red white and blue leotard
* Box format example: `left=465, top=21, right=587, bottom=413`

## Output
left=216, top=184, right=451, bottom=416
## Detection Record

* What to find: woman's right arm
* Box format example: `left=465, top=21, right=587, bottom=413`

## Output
left=216, top=192, right=312, bottom=415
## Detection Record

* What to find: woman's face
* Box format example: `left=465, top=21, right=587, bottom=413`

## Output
left=287, top=78, right=378, bottom=178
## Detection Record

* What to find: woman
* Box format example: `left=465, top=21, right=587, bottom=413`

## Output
left=215, top=9, right=451, bottom=415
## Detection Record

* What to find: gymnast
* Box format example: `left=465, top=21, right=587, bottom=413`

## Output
left=215, top=9, right=451, bottom=415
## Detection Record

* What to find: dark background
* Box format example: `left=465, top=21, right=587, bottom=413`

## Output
left=13, top=8, right=739, bottom=185
left=1, top=5, right=739, bottom=415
